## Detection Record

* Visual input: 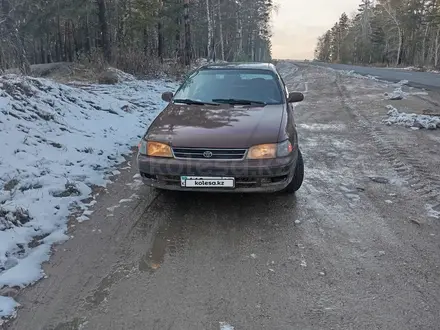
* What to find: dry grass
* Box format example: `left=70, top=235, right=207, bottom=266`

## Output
left=2, top=48, right=193, bottom=85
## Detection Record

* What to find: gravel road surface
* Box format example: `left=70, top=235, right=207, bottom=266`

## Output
left=4, top=61, right=440, bottom=330
left=309, top=61, right=440, bottom=89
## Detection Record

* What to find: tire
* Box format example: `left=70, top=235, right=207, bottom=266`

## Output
left=283, top=149, right=304, bottom=194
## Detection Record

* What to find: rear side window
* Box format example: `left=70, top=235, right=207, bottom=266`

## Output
left=173, top=69, right=285, bottom=105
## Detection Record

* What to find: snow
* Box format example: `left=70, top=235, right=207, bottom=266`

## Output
left=426, top=204, right=440, bottom=219
left=339, top=69, right=380, bottom=81
left=399, top=66, right=440, bottom=73
left=0, top=73, right=178, bottom=319
left=308, top=64, right=381, bottom=82
left=383, top=105, right=440, bottom=129
left=105, top=67, right=137, bottom=82
left=219, top=322, right=235, bottom=330
left=384, top=80, right=409, bottom=100
left=0, top=243, right=52, bottom=288
left=0, top=296, right=18, bottom=321
left=298, top=123, right=346, bottom=131
left=386, top=87, right=405, bottom=100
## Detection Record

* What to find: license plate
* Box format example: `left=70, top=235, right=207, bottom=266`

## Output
left=180, top=176, right=235, bottom=188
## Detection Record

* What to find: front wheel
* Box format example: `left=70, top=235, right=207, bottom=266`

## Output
left=283, top=149, right=304, bottom=194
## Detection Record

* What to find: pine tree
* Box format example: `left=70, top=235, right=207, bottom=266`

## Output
left=338, top=13, right=350, bottom=62
left=315, top=0, right=440, bottom=67
left=0, top=0, right=274, bottom=73
left=315, top=30, right=332, bottom=61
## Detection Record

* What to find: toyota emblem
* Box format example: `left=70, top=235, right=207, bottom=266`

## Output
left=203, top=151, right=213, bottom=158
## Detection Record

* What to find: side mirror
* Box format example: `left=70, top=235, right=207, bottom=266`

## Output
left=162, top=91, right=174, bottom=102
left=287, top=92, right=304, bottom=103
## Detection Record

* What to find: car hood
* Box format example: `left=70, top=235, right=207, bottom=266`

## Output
left=146, top=103, right=285, bottom=148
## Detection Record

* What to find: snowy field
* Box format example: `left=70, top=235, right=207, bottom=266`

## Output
left=0, top=71, right=178, bottom=321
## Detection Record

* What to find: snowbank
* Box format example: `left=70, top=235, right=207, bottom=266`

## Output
left=0, top=296, right=18, bottom=323
left=338, top=69, right=380, bottom=81
left=384, top=80, right=409, bottom=100
left=105, top=67, right=136, bottom=82
left=400, top=66, right=440, bottom=73
left=0, top=73, right=178, bottom=320
left=309, top=65, right=381, bottom=81
left=383, top=105, right=440, bottom=129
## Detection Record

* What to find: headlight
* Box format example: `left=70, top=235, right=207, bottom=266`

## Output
left=138, top=140, right=173, bottom=158
left=247, top=144, right=277, bottom=159
left=247, top=140, right=293, bottom=159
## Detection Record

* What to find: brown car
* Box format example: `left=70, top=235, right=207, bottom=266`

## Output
left=137, top=62, right=304, bottom=193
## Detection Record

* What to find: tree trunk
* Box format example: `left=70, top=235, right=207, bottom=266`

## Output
left=251, top=32, right=255, bottom=61
left=67, top=21, right=74, bottom=62
left=57, top=15, right=63, bottom=62
left=236, top=10, right=243, bottom=59
left=47, top=34, right=53, bottom=63
left=175, top=2, right=182, bottom=63
left=96, top=0, right=112, bottom=63
left=435, top=26, right=440, bottom=67
left=157, top=21, right=164, bottom=62
left=421, top=24, right=429, bottom=66
left=143, top=28, right=149, bottom=56
left=206, top=0, right=214, bottom=61
left=85, top=3, right=92, bottom=55
left=57, top=0, right=65, bottom=62
left=183, top=0, right=191, bottom=66
left=396, top=26, right=402, bottom=66
left=116, top=0, right=126, bottom=49
left=0, top=45, right=4, bottom=73
left=64, top=21, right=70, bottom=62
left=157, top=0, right=164, bottom=62
left=1, top=0, right=31, bottom=74
left=40, top=37, right=46, bottom=64
left=218, top=0, right=224, bottom=61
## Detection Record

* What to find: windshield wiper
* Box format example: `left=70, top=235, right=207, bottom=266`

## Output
left=173, top=98, right=220, bottom=106
left=212, top=98, right=266, bottom=106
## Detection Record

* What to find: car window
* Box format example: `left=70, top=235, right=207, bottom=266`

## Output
left=173, top=69, right=284, bottom=105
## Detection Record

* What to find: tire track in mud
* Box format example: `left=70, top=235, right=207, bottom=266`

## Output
left=334, top=73, right=440, bottom=204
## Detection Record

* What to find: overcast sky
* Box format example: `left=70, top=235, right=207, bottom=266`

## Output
left=271, top=0, right=361, bottom=59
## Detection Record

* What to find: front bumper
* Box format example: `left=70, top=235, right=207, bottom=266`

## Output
left=137, top=150, right=298, bottom=193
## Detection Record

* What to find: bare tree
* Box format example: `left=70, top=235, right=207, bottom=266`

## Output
left=206, top=0, right=214, bottom=61
left=1, top=0, right=30, bottom=74
left=96, top=0, right=112, bottom=63
left=0, top=0, right=274, bottom=74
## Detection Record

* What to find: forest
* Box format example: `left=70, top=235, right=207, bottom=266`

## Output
left=315, top=0, right=440, bottom=68
left=0, top=0, right=274, bottom=75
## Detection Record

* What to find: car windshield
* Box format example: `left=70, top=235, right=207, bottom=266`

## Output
left=172, top=68, right=284, bottom=105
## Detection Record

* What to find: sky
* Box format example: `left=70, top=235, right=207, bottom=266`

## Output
left=271, top=0, right=361, bottom=60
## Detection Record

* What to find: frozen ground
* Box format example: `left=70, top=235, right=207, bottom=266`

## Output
left=0, top=72, right=178, bottom=321
left=2, top=62, right=440, bottom=329
left=313, top=64, right=440, bottom=130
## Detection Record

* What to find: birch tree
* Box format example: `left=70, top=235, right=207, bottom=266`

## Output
left=315, top=0, right=440, bottom=68
left=378, top=0, right=403, bottom=66
left=0, top=0, right=30, bottom=74
left=0, top=0, right=274, bottom=74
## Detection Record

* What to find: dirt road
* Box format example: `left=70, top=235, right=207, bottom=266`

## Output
left=5, top=62, right=440, bottom=330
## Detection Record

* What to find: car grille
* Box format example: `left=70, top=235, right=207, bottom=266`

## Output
left=172, top=147, right=247, bottom=160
